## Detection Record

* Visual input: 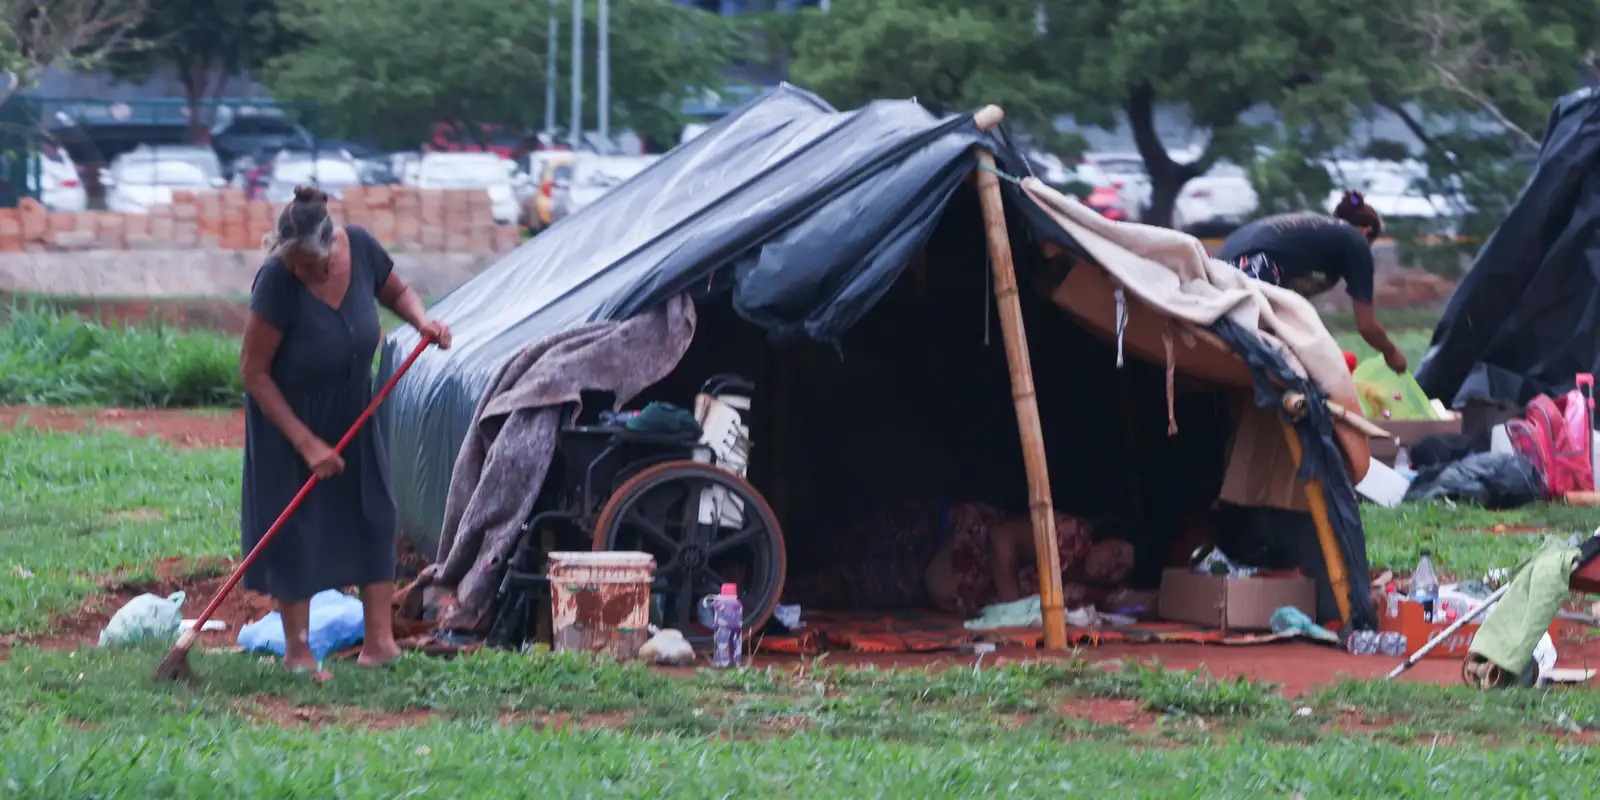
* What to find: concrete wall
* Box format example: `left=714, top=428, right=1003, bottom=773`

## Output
left=0, top=248, right=497, bottom=298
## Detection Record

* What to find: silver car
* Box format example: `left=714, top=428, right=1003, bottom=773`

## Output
left=549, top=155, right=659, bottom=225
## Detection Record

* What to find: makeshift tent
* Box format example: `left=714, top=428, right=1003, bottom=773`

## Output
left=378, top=85, right=1381, bottom=641
left=1416, top=86, right=1600, bottom=411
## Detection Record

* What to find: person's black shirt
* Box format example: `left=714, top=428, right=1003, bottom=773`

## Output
left=1214, top=212, right=1375, bottom=301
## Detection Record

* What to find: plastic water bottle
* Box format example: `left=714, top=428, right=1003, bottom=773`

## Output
left=708, top=583, right=743, bottom=669
left=1412, top=550, right=1440, bottom=623
left=1384, top=584, right=1400, bottom=618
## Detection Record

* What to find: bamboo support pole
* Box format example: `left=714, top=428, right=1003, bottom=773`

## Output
left=972, top=104, right=1067, bottom=650
left=1277, top=419, right=1355, bottom=626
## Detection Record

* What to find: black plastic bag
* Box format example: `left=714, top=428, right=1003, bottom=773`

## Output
left=1404, top=452, right=1544, bottom=509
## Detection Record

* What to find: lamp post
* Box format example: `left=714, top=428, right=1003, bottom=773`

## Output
left=570, top=0, right=584, bottom=149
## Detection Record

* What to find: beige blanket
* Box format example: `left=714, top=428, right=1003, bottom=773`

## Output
left=1020, top=179, right=1357, bottom=510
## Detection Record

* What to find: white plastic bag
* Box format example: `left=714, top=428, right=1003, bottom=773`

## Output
left=98, top=591, right=186, bottom=647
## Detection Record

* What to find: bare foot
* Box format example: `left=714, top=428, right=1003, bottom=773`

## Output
left=284, top=654, right=319, bottom=673
left=357, top=641, right=403, bottom=668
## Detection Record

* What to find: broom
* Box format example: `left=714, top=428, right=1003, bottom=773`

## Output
left=153, top=335, right=436, bottom=682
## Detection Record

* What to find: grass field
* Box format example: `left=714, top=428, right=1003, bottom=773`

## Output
left=6, top=303, right=1600, bottom=794
left=3, top=426, right=1600, bottom=795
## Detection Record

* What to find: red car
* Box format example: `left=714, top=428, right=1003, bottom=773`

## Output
left=1085, top=183, right=1129, bottom=221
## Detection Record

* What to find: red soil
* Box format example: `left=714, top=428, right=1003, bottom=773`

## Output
left=0, top=405, right=245, bottom=448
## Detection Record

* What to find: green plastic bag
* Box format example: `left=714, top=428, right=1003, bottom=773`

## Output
left=1353, top=357, right=1438, bottom=420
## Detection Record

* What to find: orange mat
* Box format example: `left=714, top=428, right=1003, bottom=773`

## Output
left=755, top=610, right=1297, bottom=655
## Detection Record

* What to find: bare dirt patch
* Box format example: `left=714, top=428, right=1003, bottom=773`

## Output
left=1059, top=697, right=1163, bottom=732
left=238, top=696, right=436, bottom=731
left=0, top=406, right=245, bottom=448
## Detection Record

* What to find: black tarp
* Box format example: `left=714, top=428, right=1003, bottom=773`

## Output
left=379, top=85, right=1006, bottom=552
left=377, top=85, right=1376, bottom=628
left=1415, top=86, right=1600, bottom=408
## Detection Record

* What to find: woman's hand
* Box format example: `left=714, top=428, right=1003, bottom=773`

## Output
left=419, top=318, right=452, bottom=349
left=298, top=437, right=346, bottom=478
left=1383, top=345, right=1408, bottom=375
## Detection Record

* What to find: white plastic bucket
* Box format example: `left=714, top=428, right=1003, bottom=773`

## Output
left=547, top=551, right=655, bottom=658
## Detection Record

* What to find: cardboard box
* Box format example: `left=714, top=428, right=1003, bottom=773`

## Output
left=1378, top=598, right=1558, bottom=660
left=1158, top=568, right=1316, bottom=630
left=1369, top=418, right=1463, bottom=466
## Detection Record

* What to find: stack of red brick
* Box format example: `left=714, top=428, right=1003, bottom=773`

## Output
left=0, top=187, right=525, bottom=253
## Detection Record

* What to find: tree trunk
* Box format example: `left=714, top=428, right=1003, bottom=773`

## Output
left=181, top=64, right=207, bottom=144
left=1126, top=82, right=1199, bottom=230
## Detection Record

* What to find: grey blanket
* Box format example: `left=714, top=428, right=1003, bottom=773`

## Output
left=417, top=294, right=698, bottom=631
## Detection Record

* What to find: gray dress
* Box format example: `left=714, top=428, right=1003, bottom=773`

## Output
left=241, top=224, right=396, bottom=601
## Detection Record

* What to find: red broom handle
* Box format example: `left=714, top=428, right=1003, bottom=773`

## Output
left=188, top=335, right=435, bottom=630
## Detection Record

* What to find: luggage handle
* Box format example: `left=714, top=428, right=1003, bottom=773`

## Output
left=1578, top=373, right=1594, bottom=410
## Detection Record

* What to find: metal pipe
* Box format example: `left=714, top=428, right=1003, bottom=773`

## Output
left=597, top=0, right=609, bottom=148
left=570, top=0, right=583, bottom=149
left=545, top=0, right=558, bottom=136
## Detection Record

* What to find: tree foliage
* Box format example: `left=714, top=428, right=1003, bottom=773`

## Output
left=98, top=0, right=291, bottom=140
left=786, top=0, right=1599, bottom=236
left=0, top=0, right=147, bottom=104
left=264, top=0, right=738, bottom=150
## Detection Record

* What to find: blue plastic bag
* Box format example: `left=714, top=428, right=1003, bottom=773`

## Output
left=237, top=589, right=365, bottom=660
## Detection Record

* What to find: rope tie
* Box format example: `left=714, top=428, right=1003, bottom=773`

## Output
left=976, top=163, right=1023, bottom=184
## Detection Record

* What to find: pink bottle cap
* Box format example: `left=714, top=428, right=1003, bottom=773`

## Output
left=720, top=583, right=738, bottom=596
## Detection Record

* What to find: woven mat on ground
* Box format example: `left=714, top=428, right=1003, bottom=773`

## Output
left=755, top=610, right=1297, bottom=655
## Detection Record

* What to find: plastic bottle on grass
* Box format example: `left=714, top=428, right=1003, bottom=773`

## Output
left=1412, top=550, right=1440, bottom=622
left=707, top=583, right=743, bottom=669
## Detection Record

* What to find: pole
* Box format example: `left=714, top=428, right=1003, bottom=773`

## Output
left=570, top=0, right=583, bottom=150
left=545, top=0, right=558, bottom=136
left=971, top=104, right=1067, bottom=650
left=597, top=0, right=609, bottom=149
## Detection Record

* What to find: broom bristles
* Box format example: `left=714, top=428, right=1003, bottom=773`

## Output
left=152, top=629, right=201, bottom=682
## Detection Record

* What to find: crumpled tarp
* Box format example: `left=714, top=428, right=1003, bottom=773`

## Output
left=1416, top=86, right=1600, bottom=408
left=1470, top=538, right=1579, bottom=674
left=414, top=294, right=697, bottom=632
left=1405, top=451, right=1543, bottom=510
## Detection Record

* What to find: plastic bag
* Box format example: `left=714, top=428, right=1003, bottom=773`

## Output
left=237, top=589, right=365, bottom=660
left=99, top=591, right=186, bottom=646
left=1404, top=452, right=1543, bottom=509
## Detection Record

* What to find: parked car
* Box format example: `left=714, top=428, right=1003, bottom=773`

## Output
left=211, top=115, right=315, bottom=171
left=262, top=155, right=364, bottom=204
left=1083, top=150, right=1154, bottom=214
left=1172, top=163, right=1259, bottom=236
left=548, top=154, right=659, bottom=225
left=100, top=145, right=226, bottom=213
left=414, top=152, right=520, bottom=225
left=1321, top=161, right=1467, bottom=238
left=30, top=146, right=87, bottom=212
left=391, top=152, right=422, bottom=186
left=1070, top=161, right=1131, bottom=222
left=522, top=151, right=577, bottom=232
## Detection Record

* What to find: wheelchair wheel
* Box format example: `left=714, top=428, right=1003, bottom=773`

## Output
left=592, top=460, right=786, bottom=636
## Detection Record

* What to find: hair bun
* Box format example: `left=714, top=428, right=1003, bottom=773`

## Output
left=1341, top=190, right=1365, bottom=207
left=293, top=185, right=328, bottom=204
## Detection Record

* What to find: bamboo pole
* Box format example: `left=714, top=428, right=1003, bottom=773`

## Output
left=972, top=104, right=1067, bottom=650
left=1277, top=419, right=1355, bottom=625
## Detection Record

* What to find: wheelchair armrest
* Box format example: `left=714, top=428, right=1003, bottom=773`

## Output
left=701, top=373, right=754, bottom=398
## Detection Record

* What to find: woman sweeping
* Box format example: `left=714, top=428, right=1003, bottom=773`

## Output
left=1215, top=191, right=1408, bottom=374
left=239, top=186, right=452, bottom=671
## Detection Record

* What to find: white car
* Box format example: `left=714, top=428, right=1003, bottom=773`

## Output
left=29, top=148, right=87, bottom=212
left=1321, top=159, right=1468, bottom=234
left=262, top=155, right=364, bottom=204
left=414, top=152, right=520, bottom=225
left=1172, top=162, right=1259, bottom=235
left=101, top=145, right=226, bottom=214
left=548, top=154, right=658, bottom=225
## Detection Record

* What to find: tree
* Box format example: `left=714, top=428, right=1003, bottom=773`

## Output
left=0, top=0, right=148, bottom=105
left=782, top=0, right=1077, bottom=146
left=98, top=0, right=292, bottom=142
left=264, top=0, right=739, bottom=150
